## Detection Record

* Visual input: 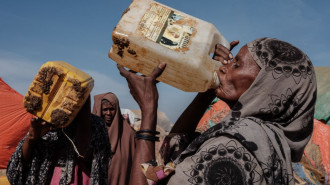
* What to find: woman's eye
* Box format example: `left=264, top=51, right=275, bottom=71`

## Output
left=233, top=63, right=240, bottom=68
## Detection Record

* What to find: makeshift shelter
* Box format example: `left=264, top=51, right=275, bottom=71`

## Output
left=130, top=109, right=173, bottom=132
left=314, top=67, right=330, bottom=124
left=295, top=119, right=330, bottom=184
left=0, top=78, right=32, bottom=169
left=195, top=97, right=230, bottom=133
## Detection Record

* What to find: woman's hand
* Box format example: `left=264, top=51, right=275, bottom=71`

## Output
left=27, top=117, right=52, bottom=141
left=117, top=63, right=166, bottom=112
left=23, top=117, right=52, bottom=163
left=213, top=40, right=239, bottom=64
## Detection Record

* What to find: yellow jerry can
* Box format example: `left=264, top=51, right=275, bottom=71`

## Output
left=24, top=61, right=94, bottom=128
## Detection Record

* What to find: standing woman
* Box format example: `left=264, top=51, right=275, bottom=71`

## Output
left=93, top=92, right=136, bottom=185
left=6, top=96, right=111, bottom=185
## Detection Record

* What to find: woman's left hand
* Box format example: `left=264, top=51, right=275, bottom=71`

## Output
left=117, top=63, right=166, bottom=112
left=213, top=40, right=239, bottom=64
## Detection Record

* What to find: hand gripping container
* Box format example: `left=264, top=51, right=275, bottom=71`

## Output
left=109, top=0, right=230, bottom=92
left=24, top=61, right=94, bottom=128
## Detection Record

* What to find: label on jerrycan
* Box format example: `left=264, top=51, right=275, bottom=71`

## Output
left=138, top=3, right=197, bottom=52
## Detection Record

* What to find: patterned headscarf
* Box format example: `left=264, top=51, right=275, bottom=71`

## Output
left=173, top=38, right=316, bottom=184
left=246, top=38, right=316, bottom=160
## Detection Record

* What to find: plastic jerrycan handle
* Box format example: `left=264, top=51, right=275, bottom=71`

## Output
left=206, top=30, right=230, bottom=89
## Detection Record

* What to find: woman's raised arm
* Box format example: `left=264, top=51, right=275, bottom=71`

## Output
left=118, top=63, right=166, bottom=185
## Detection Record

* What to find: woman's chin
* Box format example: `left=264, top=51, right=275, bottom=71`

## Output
left=104, top=119, right=111, bottom=125
left=214, top=88, right=223, bottom=98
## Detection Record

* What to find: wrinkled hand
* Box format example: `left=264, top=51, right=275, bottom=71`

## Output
left=28, top=117, right=52, bottom=141
left=213, top=40, right=239, bottom=64
left=117, top=63, right=166, bottom=112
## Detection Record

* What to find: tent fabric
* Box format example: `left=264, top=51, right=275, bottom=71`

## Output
left=314, top=67, right=330, bottom=124
left=0, top=78, right=32, bottom=169
left=130, top=109, right=173, bottom=132
left=293, top=119, right=330, bottom=185
left=311, top=120, right=330, bottom=176
left=195, top=98, right=230, bottom=133
left=292, top=162, right=322, bottom=185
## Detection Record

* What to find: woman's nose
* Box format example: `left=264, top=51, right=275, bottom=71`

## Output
left=219, top=66, right=228, bottom=74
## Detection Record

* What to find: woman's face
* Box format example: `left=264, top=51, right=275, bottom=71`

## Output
left=101, top=101, right=116, bottom=126
left=215, top=45, right=260, bottom=105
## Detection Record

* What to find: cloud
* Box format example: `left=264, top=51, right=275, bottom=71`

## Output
left=0, top=51, right=41, bottom=94
left=0, top=53, right=39, bottom=78
left=84, top=69, right=127, bottom=95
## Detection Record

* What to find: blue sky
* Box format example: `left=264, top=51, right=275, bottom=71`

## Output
left=1, top=0, right=329, bottom=123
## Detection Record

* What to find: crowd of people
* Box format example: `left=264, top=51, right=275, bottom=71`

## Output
left=6, top=38, right=319, bottom=185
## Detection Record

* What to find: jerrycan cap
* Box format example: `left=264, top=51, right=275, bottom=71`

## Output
left=210, top=71, right=220, bottom=89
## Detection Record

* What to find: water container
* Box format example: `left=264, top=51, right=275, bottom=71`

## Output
left=109, top=0, right=230, bottom=92
left=24, top=61, right=94, bottom=128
